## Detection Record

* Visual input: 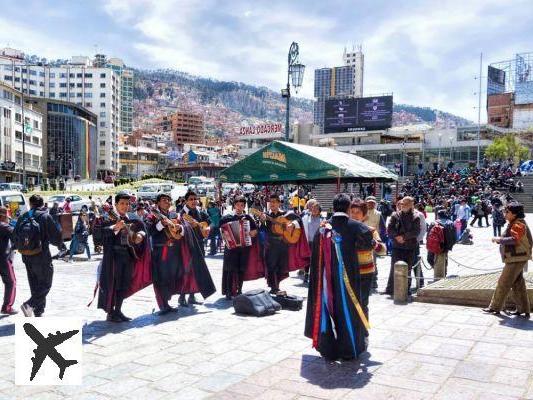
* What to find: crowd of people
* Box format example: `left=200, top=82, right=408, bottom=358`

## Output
left=0, top=160, right=530, bottom=363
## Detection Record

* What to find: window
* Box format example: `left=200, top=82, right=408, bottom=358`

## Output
left=100, top=93, right=105, bottom=98
left=69, top=73, right=74, bottom=78
left=59, top=82, right=67, bottom=88
left=59, top=92, right=67, bottom=98
left=76, top=93, right=82, bottom=97
left=3, top=109, right=10, bottom=118
left=32, top=154, right=39, bottom=167
left=60, top=73, right=67, bottom=78
left=69, top=83, right=75, bottom=88
left=3, top=90, right=13, bottom=101
left=39, top=71, right=45, bottom=77
left=100, top=73, right=106, bottom=78
left=29, top=80, right=36, bottom=85
left=15, top=113, right=21, bottom=122
left=69, top=93, right=75, bottom=97
left=99, top=160, right=105, bottom=166
left=76, top=83, right=82, bottom=88
left=32, top=137, right=39, bottom=145
left=99, top=121, right=106, bottom=127
left=49, top=73, right=55, bottom=78
left=14, top=77, right=19, bottom=82
left=15, top=131, right=22, bottom=140
left=39, top=91, right=44, bottom=96
left=100, top=83, right=106, bottom=88
left=49, top=92, right=56, bottom=98
left=84, top=83, right=92, bottom=88
left=85, top=102, right=92, bottom=107
left=3, top=75, right=12, bottom=81
left=49, top=82, right=55, bottom=88
left=33, top=120, right=39, bottom=129
left=29, top=70, right=36, bottom=76
left=100, top=102, right=105, bottom=107
left=84, top=73, right=93, bottom=78
left=99, top=140, right=106, bottom=146
left=76, top=73, right=82, bottom=78
left=100, top=112, right=106, bottom=118
left=39, top=82, right=44, bottom=87
left=85, top=93, right=92, bottom=98
left=29, top=90, right=36, bottom=95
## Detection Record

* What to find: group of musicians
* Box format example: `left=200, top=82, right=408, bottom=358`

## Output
left=94, top=190, right=310, bottom=322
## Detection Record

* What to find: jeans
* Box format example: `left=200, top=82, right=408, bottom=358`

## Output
left=69, top=236, right=91, bottom=260
left=209, top=226, right=220, bottom=255
left=493, top=225, right=502, bottom=237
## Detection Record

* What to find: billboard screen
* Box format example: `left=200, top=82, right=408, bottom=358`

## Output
left=487, top=66, right=506, bottom=95
left=324, top=95, right=393, bottom=133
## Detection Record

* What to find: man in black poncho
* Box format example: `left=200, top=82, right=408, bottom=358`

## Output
left=220, top=195, right=258, bottom=300
left=304, top=193, right=374, bottom=361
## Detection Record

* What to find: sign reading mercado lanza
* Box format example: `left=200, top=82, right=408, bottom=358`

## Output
left=240, top=123, right=283, bottom=136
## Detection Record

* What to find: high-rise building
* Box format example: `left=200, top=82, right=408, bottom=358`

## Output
left=0, top=83, right=43, bottom=183
left=343, top=45, right=364, bottom=98
left=107, top=57, right=134, bottom=135
left=0, top=49, right=131, bottom=176
left=313, top=65, right=354, bottom=132
left=170, top=111, right=204, bottom=146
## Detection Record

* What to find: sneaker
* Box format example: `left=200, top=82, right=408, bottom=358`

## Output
left=21, top=303, right=34, bottom=317
left=1, top=307, right=18, bottom=315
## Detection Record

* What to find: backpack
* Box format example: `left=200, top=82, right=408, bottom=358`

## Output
left=442, top=222, right=457, bottom=252
left=493, top=209, right=505, bottom=226
left=426, top=222, right=445, bottom=254
left=233, top=289, right=281, bottom=317
left=14, top=211, right=42, bottom=256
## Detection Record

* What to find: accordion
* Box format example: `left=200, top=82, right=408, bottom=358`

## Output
left=221, top=219, right=252, bottom=250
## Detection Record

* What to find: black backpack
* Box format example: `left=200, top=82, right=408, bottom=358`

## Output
left=233, top=289, right=281, bottom=317
left=14, top=211, right=42, bottom=256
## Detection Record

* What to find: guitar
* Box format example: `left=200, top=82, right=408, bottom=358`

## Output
left=151, top=209, right=183, bottom=241
left=107, top=210, right=144, bottom=259
left=182, top=213, right=210, bottom=238
left=249, top=209, right=301, bottom=245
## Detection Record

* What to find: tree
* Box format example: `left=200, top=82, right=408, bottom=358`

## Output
left=485, top=134, right=530, bottom=163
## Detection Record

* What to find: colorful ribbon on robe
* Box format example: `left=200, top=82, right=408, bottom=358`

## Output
left=333, top=232, right=370, bottom=331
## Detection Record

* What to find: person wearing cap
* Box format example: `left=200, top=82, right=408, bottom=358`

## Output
left=96, top=191, right=150, bottom=322
left=483, top=202, right=531, bottom=318
left=0, top=206, right=16, bottom=315
left=364, top=196, right=384, bottom=290
left=428, top=210, right=456, bottom=281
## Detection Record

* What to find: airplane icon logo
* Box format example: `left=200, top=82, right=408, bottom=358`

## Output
left=23, top=323, right=79, bottom=381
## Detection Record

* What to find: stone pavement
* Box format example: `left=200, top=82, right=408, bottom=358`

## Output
left=0, top=215, right=531, bottom=399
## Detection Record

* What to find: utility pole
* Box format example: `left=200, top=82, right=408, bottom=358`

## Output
left=476, top=52, right=483, bottom=168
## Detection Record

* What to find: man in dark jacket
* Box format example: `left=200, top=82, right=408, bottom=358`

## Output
left=15, top=195, right=62, bottom=317
left=0, top=207, right=16, bottom=315
left=384, top=196, right=421, bottom=296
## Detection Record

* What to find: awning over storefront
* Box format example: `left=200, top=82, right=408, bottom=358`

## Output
left=219, top=141, right=398, bottom=184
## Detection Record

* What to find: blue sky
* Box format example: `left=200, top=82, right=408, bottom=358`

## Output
left=1, top=0, right=531, bottom=121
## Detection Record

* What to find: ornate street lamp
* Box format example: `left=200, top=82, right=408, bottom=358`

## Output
left=282, top=42, right=305, bottom=141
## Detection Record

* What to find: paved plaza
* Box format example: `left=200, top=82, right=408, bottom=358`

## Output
left=0, top=215, right=532, bottom=399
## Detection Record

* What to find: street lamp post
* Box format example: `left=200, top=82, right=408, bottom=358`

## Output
left=449, top=136, right=453, bottom=161
left=281, top=42, right=305, bottom=142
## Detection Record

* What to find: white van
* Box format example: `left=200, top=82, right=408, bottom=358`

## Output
left=0, top=191, right=28, bottom=218
left=137, top=182, right=175, bottom=201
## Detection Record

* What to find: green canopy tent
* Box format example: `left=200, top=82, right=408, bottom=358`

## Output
left=219, top=140, right=398, bottom=184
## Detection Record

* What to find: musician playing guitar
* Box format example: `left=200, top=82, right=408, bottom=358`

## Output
left=179, top=190, right=211, bottom=306
left=146, top=193, right=184, bottom=315
left=220, top=195, right=258, bottom=300
left=258, top=194, right=305, bottom=294
left=97, top=191, right=149, bottom=323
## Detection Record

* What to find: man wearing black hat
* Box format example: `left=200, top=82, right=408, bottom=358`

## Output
left=484, top=202, right=531, bottom=318
left=0, top=207, right=16, bottom=315
left=97, top=191, right=150, bottom=322
left=14, top=195, right=62, bottom=317
left=146, top=193, right=183, bottom=314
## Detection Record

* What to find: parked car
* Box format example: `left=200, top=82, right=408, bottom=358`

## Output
left=0, top=191, right=28, bottom=219
left=46, top=194, right=92, bottom=213
left=0, top=183, right=26, bottom=193
left=171, top=184, right=189, bottom=203
left=137, top=182, right=175, bottom=201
